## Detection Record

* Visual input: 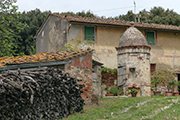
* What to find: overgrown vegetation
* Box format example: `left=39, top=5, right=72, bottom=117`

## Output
left=61, top=39, right=94, bottom=51
left=151, top=70, right=180, bottom=92
left=106, top=86, right=123, bottom=96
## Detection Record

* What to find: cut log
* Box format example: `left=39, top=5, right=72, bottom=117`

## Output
left=0, top=67, right=84, bottom=120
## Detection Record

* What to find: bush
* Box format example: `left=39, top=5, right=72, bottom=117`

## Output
left=151, top=70, right=177, bottom=92
left=107, top=86, right=123, bottom=96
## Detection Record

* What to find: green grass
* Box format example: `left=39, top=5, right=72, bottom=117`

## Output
left=64, top=96, right=180, bottom=120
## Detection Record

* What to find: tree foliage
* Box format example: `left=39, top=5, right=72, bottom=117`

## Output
left=1, top=4, right=180, bottom=57
left=18, top=9, right=51, bottom=55
left=0, top=0, right=24, bottom=56
left=56, top=10, right=96, bottom=18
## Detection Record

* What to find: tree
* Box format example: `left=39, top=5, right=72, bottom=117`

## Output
left=0, top=0, right=24, bottom=56
left=18, top=9, right=51, bottom=55
left=118, top=10, right=135, bottom=21
left=113, top=7, right=180, bottom=26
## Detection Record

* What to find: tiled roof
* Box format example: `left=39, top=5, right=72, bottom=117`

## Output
left=52, top=14, right=180, bottom=31
left=0, top=49, right=93, bottom=67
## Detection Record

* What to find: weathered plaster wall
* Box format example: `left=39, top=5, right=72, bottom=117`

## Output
left=37, top=19, right=180, bottom=70
left=36, top=16, right=69, bottom=53
left=65, top=54, right=93, bottom=103
left=68, top=25, right=84, bottom=43
left=96, top=26, right=126, bottom=46
left=68, top=25, right=180, bottom=70
left=67, top=25, right=126, bottom=68
left=149, top=31, right=180, bottom=71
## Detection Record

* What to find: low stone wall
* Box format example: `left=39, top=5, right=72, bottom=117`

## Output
left=65, top=54, right=93, bottom=103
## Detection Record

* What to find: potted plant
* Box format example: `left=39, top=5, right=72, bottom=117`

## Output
left=173, top=91, right=179, bottom=96
left=165, top=79, right=176, bottom=96
left=161, top=71, right=176, bottom=96
left=106, top=86, right=123, bottom=96
left=151, top=72, right=162, bottom=95
left=173, top=81, right=180, bottom=96
left=127, top=88, right=138, bottom=97
left=105, top=91, right=114, bottom=96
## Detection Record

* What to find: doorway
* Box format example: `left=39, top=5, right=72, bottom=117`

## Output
left=177, top=73, right=180, bottom=92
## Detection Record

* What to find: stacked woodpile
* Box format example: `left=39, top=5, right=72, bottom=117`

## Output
left=0, top=67, right=84, bottom=120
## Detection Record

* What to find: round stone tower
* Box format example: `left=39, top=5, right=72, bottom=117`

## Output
left=116, top=25, right=151, bottom=97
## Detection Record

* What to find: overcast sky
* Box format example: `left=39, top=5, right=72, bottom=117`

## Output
left=16, top=0, right=180, bottom=18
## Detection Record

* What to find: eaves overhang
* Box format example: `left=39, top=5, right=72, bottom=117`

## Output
left=0, top=60, right=70, bottom=71
left=69, top=21, right=180, bottom=32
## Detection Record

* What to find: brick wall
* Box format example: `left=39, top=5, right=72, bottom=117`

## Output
left=102, top=72, right=117, bottom=86
left=65, top=54, right=92, bottom=103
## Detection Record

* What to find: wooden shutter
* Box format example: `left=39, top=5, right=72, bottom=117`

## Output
left=146, top=32, right=155, bottom=45
left=84, top=26, right=94, bottom=41
left=118, top=64, right=126, bottom=86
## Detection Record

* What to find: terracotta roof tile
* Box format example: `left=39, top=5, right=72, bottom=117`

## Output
left=0, top=49, right=93, bottom=67
left=51, top=14, right=180, bottom=31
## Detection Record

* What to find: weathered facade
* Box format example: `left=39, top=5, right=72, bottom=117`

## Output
left=35, top=14, right=180, bottom=75
left=116, top=26, right=151, bottom=97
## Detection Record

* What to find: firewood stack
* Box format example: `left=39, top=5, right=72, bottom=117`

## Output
left=0, top=67, right=84, bottom=120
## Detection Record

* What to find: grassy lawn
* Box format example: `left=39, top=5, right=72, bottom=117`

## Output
left=64, top=96, right=180, bottom=120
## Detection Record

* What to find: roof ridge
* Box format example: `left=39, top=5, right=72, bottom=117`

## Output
left=50, top=13, right=180, bottom=29
left=34, top=14, right=180, bottom=39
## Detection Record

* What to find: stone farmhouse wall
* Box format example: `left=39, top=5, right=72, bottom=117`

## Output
left=65, top=53, right=93, bottom=103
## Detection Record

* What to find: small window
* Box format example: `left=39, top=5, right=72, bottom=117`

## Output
left=84, top=26, right=95, bottom=41
left=146, top=32, right=155, bottom=45
left=150, top=64, right=156, bottom=73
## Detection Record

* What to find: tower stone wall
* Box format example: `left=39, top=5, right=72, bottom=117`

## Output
left=116, top=26, right=151, bottom=97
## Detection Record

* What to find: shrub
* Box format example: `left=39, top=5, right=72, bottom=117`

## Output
left=151, top=70, right=177, bottom=92
left=107, top=86, right=123, bottom=96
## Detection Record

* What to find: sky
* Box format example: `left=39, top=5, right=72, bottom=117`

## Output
left=16, top=0, right=180, bottom=18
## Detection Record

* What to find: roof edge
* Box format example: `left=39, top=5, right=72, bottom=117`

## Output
left=0, top=60, right=70, bottom=71
left=34, top=14, right=65, bottom=38
left=115, top=45, right=151, bottom=50
left=34, top=14, right=180, bottom=39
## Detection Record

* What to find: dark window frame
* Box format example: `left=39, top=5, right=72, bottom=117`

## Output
left=150, top=63, right=156, bottom=73
left=146, top=31, right=156, bottom=45
left=84, top=26, right=95, bottom=41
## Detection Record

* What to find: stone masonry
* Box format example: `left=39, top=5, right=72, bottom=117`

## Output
left=65, top=54, right=93, bottom=103
left=116, top=26, right=151, bottom=97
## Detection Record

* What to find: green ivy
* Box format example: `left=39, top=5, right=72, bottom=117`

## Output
left=101, top=67, right=117, bottom=73
left=61, top=39, right=94, bottom=51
